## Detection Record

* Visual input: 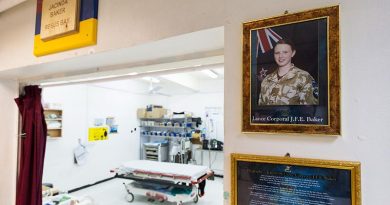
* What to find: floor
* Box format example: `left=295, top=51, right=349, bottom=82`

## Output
left=71, top=177, right=224, bottom=205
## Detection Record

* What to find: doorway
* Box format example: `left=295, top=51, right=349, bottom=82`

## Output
left=40, top=64, right=224, bottom=205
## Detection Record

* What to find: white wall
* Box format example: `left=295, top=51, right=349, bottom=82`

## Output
left=0, top=0, right=224, bottom=203
left=224, top=0, right=390, bottom=204
left=0, top=80, right=18, bottom=205
left=0, top=0, right=224, bottom=72
left=1, top=0, right=389, bottom=204
left=42, top=84, right=168, bottom=190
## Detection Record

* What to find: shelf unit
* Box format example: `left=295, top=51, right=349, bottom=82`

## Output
left=44, top=109, right=63, bottom=138
left=143, top=142, right=169, bottom=161
left=139, top=117, right=201, bottom=163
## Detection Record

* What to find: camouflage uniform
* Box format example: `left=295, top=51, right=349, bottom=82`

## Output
left=259, top=66, right=318, bottom=105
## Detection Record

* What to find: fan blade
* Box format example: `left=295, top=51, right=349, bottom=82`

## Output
left=152, top=86, right=162, bottom=92
left=156, top=92, right=171, bottom=97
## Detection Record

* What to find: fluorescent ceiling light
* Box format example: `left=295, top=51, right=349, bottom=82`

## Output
left=126, top=72, right=138, bottom=76
left=142, top=77, right=160, bottom=83
left=201, top=69, right=218, bottom=79
left=68, top=75, right=119, bottom=83
left=39, top=75, right=119, bottom=86
left=40, top=81, right=70, bottom=86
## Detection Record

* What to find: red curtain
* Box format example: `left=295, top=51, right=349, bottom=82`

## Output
left=15, top=85, right=47, bottom=205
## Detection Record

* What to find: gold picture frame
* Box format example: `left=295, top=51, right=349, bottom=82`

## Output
left=231, top=153, right=361, bottom=205
left=242, top=6, right=340, bottom=135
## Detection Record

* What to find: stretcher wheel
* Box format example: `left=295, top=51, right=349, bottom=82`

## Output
left=193, top=195, right=199, bottom=203
left=125, top=193, right=134, bottom=202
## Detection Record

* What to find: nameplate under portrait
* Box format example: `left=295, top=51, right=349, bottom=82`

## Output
left=231, top=154, right=361, bottom=205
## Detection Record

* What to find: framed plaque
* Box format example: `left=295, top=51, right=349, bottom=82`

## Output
left=242, top=6, right=340, bottom=135
left=40, top=0, right=80, bottom=41
left=231, top=153, right=361, bottom=205
left=34, top=0, right=99, bottom=56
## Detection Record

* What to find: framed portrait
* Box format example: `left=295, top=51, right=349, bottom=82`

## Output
left=231, top=153, right=361, bottom=205
left=242, top=6, right=340, bottom=135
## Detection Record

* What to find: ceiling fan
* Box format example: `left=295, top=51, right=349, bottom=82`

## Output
left=146, top=80, right=170, bottom=96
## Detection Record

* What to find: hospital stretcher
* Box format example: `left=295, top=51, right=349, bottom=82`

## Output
left=114, top=160, right=214, bottom=205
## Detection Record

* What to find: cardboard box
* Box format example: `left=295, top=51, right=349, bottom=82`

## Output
left=137, top=108, right=146, bottom=118
left=146, top=104, right=163, bottom=111
left=146, top=108, right=167, bottom=118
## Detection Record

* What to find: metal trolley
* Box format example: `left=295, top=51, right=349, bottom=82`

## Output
left=115, top=160, right=213, bottom=205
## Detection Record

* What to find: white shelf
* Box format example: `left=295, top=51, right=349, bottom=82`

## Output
left=140, top=115, right=200, bottom=163
left=44, top=108, right=63, bottom=138
left=45, top=118, right=63, bottom=121
left=140, top=117, right=196, bottom=121
left=140, top=125, right=187, bottom=129
left=141, top=134, right=190, bottom=139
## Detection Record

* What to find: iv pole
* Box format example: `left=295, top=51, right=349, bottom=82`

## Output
left=205, top=112, right=214, bottom=170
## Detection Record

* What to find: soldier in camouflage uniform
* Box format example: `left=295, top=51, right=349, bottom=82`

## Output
left=258, top=39, right=318, bottom=105
left=259, top=66, right=318, bottom=105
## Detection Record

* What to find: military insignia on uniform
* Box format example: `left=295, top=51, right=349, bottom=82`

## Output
left=258, top=67, right=268, bottom=81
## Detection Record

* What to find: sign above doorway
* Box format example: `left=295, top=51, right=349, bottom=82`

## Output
left=34, top=0, right=99, bottom=56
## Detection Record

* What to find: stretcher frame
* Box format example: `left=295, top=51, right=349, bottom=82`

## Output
left=114, top=161, right=213, bottom=205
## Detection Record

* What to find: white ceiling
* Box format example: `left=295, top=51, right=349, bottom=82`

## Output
left=90, top=67, right=224, bottom=96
